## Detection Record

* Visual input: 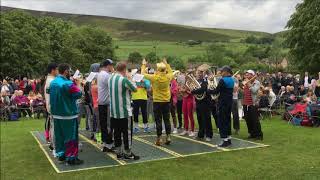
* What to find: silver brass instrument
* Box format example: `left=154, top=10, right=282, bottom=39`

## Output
left=185, top=73, right=205, bottom=100
left=207, top=74, right=219, bottom=100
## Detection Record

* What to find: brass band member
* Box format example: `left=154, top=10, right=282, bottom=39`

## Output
left=243, top=70, right=263, bottom=140
left=207, top=66, right=234, bottom=147
left=191, top=69, right=213, bottom=141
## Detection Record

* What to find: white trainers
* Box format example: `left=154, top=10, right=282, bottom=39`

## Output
left=179, top=130, right=188, bottom=136
left=188, top=131, right=195, bottom=137
left=172, top=128, right=178, bottom=134
left=162, top=130, right=165, bottom=134
left=205, top=137, right=212, bottom=142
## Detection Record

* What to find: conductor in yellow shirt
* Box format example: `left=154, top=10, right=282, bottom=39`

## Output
left=141, top=58, right=174, bottom=146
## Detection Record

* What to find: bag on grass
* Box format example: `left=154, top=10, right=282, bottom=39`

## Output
left=292, top=117, right=302, bottom=126
left=9, top=112, right=19, bottom=121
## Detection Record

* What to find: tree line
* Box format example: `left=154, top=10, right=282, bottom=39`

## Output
left=0, top=10, right=115, bottom=78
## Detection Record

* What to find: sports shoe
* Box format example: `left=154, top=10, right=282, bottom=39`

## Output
left=172, top=128, right=178, bottom=134
left=102, top=146, right=115, bottom=153
left=188, top=131, right=195, bottom=137
left=143, top=127, right=150, bottom=133
left=66, top=158, right=84, bottom=166
left=165, top=135, right=171, bottom=145
left=49, top=144, right=54, bottom=151
left=133, top=127, right=140, bottom=133
left=155, top=137, right=162, bottom=146
left=57, top=156, right=65, bottom=164
left=162, top=129, right=165, bottom=134
left=124, top=152, right=140, bottom=160
left=179, top=130, right=188, bottom=136
left=116, top=153, right=124, bottom=160
left=205, top=137, right=212, bottom=142
left=218, top=140, right=232, bottom=147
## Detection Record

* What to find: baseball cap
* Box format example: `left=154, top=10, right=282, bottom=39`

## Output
left=100, top=59, right=113, bottom=67
left=221, top=65, right=233, bottom=74
left=246, top=70, right=255, bottom=76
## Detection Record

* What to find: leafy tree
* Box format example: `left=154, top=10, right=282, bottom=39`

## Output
left=128, top=51, right=143, bottom=64
left=286, top=0, right=320, bottom=73
left=145, top=52, right=159, bottom=63
left=0, top=10, right=115, bottom=76
left=0, top=10, right=50, bottom=77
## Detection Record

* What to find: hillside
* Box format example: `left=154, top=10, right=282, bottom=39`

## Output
left=1, top=6, right=272, bottom=42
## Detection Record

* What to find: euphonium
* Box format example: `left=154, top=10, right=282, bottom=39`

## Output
left=207, top=74, right=219, bottom=100
left=185, top=73, right=205, bottom=100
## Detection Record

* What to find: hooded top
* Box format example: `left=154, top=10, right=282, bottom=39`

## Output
left=141, top=63, right=173, bottom=102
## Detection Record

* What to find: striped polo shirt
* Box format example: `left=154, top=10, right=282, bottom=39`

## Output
left=108, top=73, right=137, bottom=119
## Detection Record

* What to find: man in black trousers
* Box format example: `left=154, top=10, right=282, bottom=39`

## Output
left=207, top=66, right=234, bottom=147
left=192, top=70, right=213, bottom=142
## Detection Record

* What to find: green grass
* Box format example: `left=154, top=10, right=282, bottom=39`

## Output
left=1, top=117, right=319, bottom=180
left=114, top=40, right=250, bottom=60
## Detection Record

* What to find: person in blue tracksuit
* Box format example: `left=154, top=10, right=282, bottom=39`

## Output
left=207, top=66, right=234, bottom=147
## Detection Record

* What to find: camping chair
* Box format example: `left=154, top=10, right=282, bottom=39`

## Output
left=287, top=103, right=308, bottom=126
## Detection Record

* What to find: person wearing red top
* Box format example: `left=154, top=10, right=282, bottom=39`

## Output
left=243, top=70, right=263, bottom=140
left=179, top=85, right=195, bottom=137
left=91, top=78, right=100, bottom=140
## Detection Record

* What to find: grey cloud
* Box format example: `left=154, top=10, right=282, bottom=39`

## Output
left=2, top=0, right=302, bottom=33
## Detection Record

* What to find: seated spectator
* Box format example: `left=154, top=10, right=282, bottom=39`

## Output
left=31, top=93, right=45, bottom=119
left=304, top=90, right=317, bottom=104
left=27, top=91, right=37, bottom=104
left=298, top=85, right=307, bottom=97
left=1, top=79, right=11, bottom=96
left=259, top=90, right=270, bottom=108
left=265, top=87, right=276, bottom=107
left=13, top=90, right=32, bottom=118
left=285, top=94, right=297, bottom=109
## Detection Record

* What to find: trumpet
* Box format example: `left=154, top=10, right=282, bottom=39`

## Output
left=242, top=75, right=257, bottom=86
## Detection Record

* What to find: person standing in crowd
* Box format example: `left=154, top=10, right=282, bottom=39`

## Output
left=170, top=77, right=178, bottom=134
left=97, top=59, right=114, bottom=152
left=91, top=78, right=100, bottom=142
left=176, top=71, right=185, bottom=129
left=242, top=70, right=263, bottom=140
left=231, top=74, right=240, bottom=135
left=108, top=62, right=139, bottom=160
left=302, top=71, right=312, bottom=90
left=132, top=71, right=151, bottom=133
left=315, top=72, right=320, bottom=98
left=179, top=83, right=195, bottom=137
left=192, top=69, right=213, bottom=142
left=50, top=63, right=83, bottom=165
left=207, top=66, right=234, bottom=147
left=141, top=58, right=173, bottom=146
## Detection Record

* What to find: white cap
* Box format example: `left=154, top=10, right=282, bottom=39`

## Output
left=246, top=70, right=255, bottom=76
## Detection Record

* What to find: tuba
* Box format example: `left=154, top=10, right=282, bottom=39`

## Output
left=185, top=72, right=205, bottom=100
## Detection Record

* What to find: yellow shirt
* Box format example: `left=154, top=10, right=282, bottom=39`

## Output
left=141, top=63, right=173, bottom=102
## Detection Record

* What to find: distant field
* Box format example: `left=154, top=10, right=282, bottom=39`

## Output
left=114, top=40, right=250, bottom=60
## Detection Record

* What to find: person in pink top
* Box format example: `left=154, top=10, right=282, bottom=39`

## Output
left=179, top=85, right=195, bottom=137
left=91, top=78, right=100, bottom=141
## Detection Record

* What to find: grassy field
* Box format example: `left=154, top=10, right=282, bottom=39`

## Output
left=114, top=40, right=250, bottom=60
left=1, top=116, right=319, bottom=180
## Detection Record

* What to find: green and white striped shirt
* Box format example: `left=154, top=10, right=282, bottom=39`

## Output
left=108, top=73, right=137, bottom=119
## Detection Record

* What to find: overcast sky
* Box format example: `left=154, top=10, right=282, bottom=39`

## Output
left=2, top=0, right=302, bottom=33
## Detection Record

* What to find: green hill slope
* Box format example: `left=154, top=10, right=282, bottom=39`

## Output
left=1, top=6, right=271, bottom=42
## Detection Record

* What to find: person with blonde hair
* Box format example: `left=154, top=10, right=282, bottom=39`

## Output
left=141, top=58, right=173, bottom=146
